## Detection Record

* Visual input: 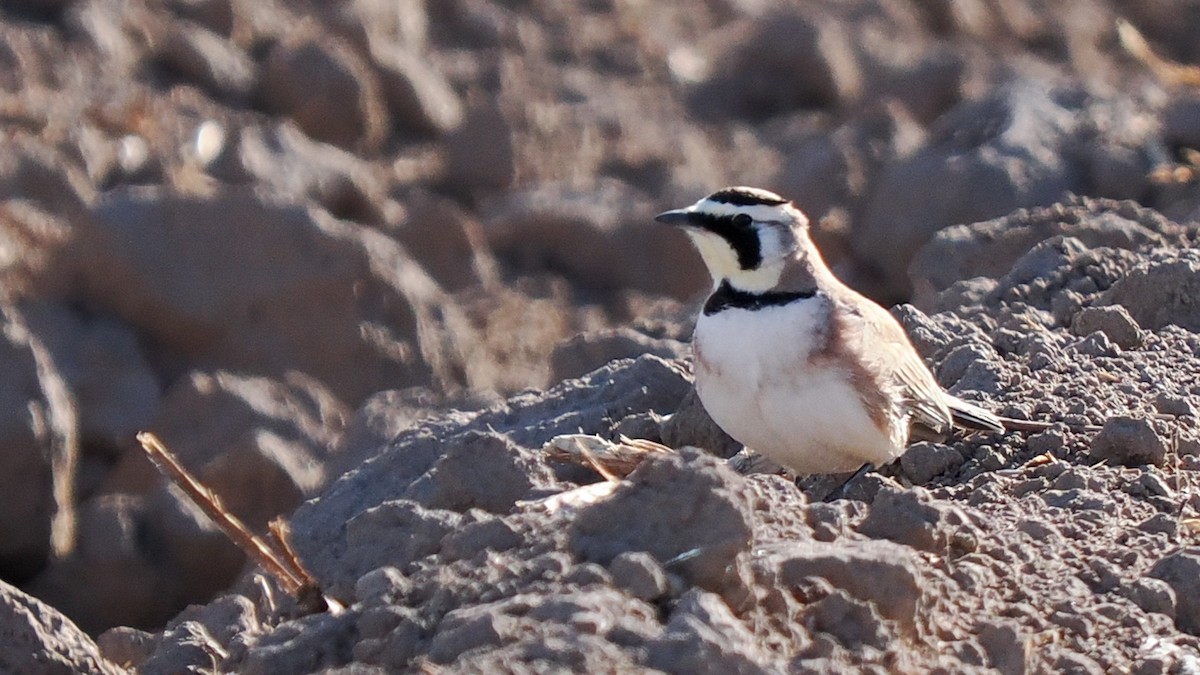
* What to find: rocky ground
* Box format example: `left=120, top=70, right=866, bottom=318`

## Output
left=2, top=0, right=1200, bottom=673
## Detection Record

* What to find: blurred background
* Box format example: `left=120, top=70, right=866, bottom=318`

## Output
left=0, top=0, right=1197, bottom=634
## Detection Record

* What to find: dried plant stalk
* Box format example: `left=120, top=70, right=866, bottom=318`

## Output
left=993, top=416, right=1103, bottom=434
left=577, top=445, right=621, bottom=484
left=268, top=518, right=346, bottom=614
left=136, top=432, right=310, bottom=596
left=543, top=434, right=673, bottom=478
left=2, top=300, right=79, bottom=558
left=522, top=481, right=620, bottom=514
left=268, top=519, right=319, bottom=589
left=1117, top=19, right=1200, bottom=87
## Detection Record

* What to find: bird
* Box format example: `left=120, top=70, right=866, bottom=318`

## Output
left=655, top=186, right=1004, bottom=481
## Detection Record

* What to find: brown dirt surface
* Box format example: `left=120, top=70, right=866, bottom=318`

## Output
left=1, top=0, right=1200, bottom=672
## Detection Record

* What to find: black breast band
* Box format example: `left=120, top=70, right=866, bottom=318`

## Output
left=703, top=281, right=816, bottom=315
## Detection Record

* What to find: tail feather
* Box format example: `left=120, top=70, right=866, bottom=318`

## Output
left=946, top=395, right=1005, bottom=433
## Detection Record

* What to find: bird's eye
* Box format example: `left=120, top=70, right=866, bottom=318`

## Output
left=732, top=213, right=753, bottom=228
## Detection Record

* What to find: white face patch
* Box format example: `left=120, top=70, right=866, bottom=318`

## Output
left=685, top=229, right=784, bottom=292
left=685, top=230, right=742, bottom=282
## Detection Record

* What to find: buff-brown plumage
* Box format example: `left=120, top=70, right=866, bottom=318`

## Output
left=657, top=187, right=1002, bottom=475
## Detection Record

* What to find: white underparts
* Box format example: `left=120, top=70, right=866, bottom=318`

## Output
left=693, top=300, right=898, bottom=473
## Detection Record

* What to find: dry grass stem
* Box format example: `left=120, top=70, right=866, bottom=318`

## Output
left=1117, top=19, right=1200, bottom=87
left=2, top=300, right=79, bottom=558
left=136, top=431, right=338, bottom=613
left=998, top=416, right=1102, bottom=434
left=577, top=444, right=621, bottom=484
left=543, top=433, right=673, bottom=478
left=268, top=518, right=319, bottom=589
left=523, top=481, right=620, bottom=514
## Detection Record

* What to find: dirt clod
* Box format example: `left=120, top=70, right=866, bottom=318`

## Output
left=1090, top=416, right=1168, bottom=467
left=1148, top=549, right=1200, bottom=635
left=4, top=1, right=1200, bottom=672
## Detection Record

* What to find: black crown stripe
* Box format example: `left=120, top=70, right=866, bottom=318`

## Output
left=707, top=188, right=788, bottom=207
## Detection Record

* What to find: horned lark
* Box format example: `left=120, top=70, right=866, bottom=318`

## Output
left=656, top=186, right=1003, bottom=477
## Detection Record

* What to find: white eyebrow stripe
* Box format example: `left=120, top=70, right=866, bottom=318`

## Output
left=690, top=199, right=793, bottom=223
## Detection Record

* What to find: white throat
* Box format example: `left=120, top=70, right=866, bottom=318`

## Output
left=686, top=230, right=786, bottom=293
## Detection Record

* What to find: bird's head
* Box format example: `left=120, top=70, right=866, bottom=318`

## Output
left=655, top=186, right=808, bottom=292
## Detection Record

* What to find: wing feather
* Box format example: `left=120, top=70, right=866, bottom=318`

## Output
left=841, top=300, right=954, bottom=437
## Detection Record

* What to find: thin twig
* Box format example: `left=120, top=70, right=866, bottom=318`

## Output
left=267, top=518, right=345, bottom=614
left=577, top=443, right=621, bottom=484
left=136, top=432, right=307, bottom=593
left=2, top=301, right=79, bottom=558
left=1117, top=19, right=1200, bottom=87
left=268, top=519, right=319, bottom=589
left=269, top=518, right=346, bottom=613
left=996, top=416, right=1103, bottom=434
left=544, top=433, right=673, bottom=478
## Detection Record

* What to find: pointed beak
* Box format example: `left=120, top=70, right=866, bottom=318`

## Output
left=654, top=208, right=693, bottom=226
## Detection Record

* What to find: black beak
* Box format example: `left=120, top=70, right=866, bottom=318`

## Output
left=654, top=209, right=692, bottom=226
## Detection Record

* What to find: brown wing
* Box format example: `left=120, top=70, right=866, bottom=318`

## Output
left=838, top=298, right=954, bottom=438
